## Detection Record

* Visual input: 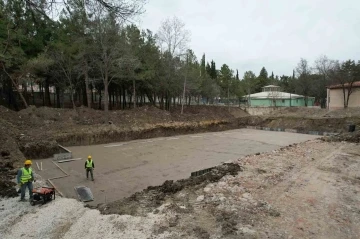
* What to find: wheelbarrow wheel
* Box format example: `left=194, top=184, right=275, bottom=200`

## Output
left=30, top=200, right=35, bottom=206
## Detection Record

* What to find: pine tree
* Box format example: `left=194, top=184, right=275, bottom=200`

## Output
left=210, top=60, right=217, bottom=79
left=200, top=54, right=206, bottom=77
left=206, top=62, right=211, bottom=76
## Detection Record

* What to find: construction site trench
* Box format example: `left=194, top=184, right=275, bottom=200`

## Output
left=1, top=106, right=360, bottom=238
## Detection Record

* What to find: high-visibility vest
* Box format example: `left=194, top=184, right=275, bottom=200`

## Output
left=21, top=167, right=32, bottom=183
left=86, top=160, right=93, bottom=168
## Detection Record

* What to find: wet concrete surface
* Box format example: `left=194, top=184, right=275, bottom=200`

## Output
left=35, top=129, right=319, bottom=205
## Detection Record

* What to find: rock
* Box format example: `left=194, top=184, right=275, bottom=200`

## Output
left=219, top=196, right=227, bottom=202
left=196, top=195, right=205, bottom=202
left=239, top=227, right=257, bottom=235
left=242, top=193, right=252, bottom=199
left=203, top=187, right=211, bottom=193
left=218, top=181, right=227, bottom=187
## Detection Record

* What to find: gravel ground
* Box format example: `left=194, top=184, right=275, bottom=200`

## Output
left=0, top=197, right=178, bottom=239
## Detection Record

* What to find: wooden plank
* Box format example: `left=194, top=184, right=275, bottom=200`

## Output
left=58, top=158, right=82, bottom=163
left=52, top=161, right=69, bottom=176
left=47, top=179, right=64, bottom=197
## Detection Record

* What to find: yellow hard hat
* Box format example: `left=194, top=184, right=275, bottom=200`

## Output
left=25, top=159, right=32, bottom=165
left=88, top=155, right=92, bottom=159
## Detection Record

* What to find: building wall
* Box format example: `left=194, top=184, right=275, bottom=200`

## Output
left=249, top=97, right=314, bottom=107
left=327, top=88, right=360, bottom=109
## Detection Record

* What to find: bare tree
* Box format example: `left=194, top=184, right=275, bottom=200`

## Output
left=314, top=55, right=336, bottom=108
left=48, top=49, right=78, bottom=109
left=1, top=65, right=29, bottom=108
left=24, top=0, right=147, bottom=21
left=117, top=56, right=141, bottom=108
left=157, top=16, right=190, bottom=112
left=295, top=58, right=312, bottom=106
left=157, top=16, right=190, bottom=57
left=88, top=2, right=127, bottom=113
left=329, top=60, right=359, bottom=108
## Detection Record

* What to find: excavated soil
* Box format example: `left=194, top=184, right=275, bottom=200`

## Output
left=0, top=105, right=247, bottom=198
left=242, top=115, right=360, bottom=133
left=270, top=106, right=360, bottom=118
left=1, top=105, right=359, bottom=199
left=94, top=140, right=360, bottom=238
left=323, top=130, right=360, bottom=143
left=99, top=163, right=242, bottom=216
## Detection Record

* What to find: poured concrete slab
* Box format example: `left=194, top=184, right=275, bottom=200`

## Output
left=37, top=129, right=319, bottom=205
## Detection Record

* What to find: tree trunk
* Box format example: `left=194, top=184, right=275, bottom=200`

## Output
left=39, top=83, right=45, bottom=106
left=91, top=90, right=94, bottom=107
left=104, top=74, right=109, bottom=113
left=83, top=60, right=93, bottom=108
left=122, top=87, right=126, bottom=109
left=133, top=79, right=136, bottom=109
left=181, top=72, right=187, bottom=114
left=31, top=82, right=35, bottom=105
left=45, top=78, right=51, bottom=106
left=98, top=90, right=102, bottom=110
left=56, top=86, right=61, bottom=108
left=2, top=67, right=28, bottom=108
left=108, top=89, right=112, bottom=110
left=70, top=87, right=76, bottom=109
left=116, top=87, right=119, bottom=108
left=84, top=76, right=90, bottom=108
left=346, top=87, right=352, bottom=109
left=227, top=85, right=230, bottom=112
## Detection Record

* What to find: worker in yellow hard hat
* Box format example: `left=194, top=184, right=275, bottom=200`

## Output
left=17, top=159, right=34, bottom=202
left=85, top=155, right=94, bottom=181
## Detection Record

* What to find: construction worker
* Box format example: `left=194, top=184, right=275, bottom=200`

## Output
left=17, top=159, right=34, bottom=202
left=85, top=155, right=94, bottom=181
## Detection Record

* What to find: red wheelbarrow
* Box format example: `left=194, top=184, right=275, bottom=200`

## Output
left=30, top=187, right=55, bottom=206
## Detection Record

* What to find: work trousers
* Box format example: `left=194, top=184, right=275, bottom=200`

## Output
left=86, top=168, right=94, bottom=180
left=21, top=182, right=33, bottom=200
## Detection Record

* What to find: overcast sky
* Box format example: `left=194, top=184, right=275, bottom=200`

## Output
left=139, top=0, right=360, bottom=78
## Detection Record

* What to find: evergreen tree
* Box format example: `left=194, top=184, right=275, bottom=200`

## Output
left=205, top=62, right=211, bottom=77
left=210, top=60, right=217, bottom=79
left=200, top=54, right=206, bottom=77
left=255, top=66, right=269, bottom=92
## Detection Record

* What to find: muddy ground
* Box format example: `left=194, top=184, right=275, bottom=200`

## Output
left=0, top=105, right=359, bottom=199
left=95, top=140, right=360, bottom=239
left=1, top=105, right=360, bottom=238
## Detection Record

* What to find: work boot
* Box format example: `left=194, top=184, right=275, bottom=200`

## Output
left=91, top=178, right=94, bottom=181
left=19, top=198, right=26, bottom=202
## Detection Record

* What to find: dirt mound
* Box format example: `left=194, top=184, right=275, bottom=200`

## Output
left=100, top=163, right=242, bottom=216
left=243, top=116, right=360, bottom=133
left=270, top=107, right=328, bottom=118
left=19, top=140, right=59, bottom=159
left=0, top=118, right=23, bottom=198
left=323, top=130, right=360, bottom=143
left=325, top=107, right=360, bottom=118
left=270, top=107, right=360, bottom=118
left=170, top=106, right=247, bottom=122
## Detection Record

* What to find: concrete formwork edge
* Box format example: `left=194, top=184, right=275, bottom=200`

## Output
left=246, top=126, right=337, bottom=136
left=53, top=145, right=73, bottom=161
